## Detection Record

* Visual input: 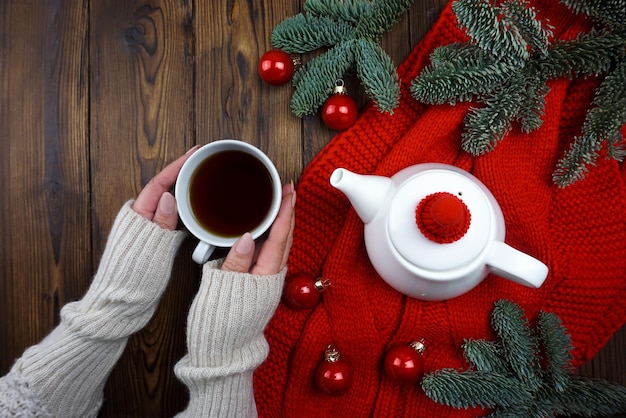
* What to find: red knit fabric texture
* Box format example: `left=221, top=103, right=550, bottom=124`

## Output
left=416, top=192, right=471, bottom=243
left=255, top=1, right=626, bottom=416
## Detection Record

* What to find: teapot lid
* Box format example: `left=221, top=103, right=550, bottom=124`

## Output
left=387, top=167, right=496, bottom=272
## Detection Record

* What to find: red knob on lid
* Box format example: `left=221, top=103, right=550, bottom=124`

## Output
left=415, top=192, right=471, bottom=243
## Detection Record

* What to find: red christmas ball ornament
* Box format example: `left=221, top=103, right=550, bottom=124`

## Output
left=383, top=340, right=426, bottom=385
left=321, top=80, right=358, bottom=131
left=258, top=49, right=295, bottom=85
left=283, top=273, right=331, bottom=310
left=315, top=345, right=353, bottom=396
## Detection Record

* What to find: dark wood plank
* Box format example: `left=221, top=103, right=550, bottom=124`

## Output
left=0, top=0, right=90, bottom=373
left=579, top=327, right=626, bottom=385
left=195, top=1, right=303, bottom=182
left=407, top=0, right=450, bottom=45
left=88, top=1, right=196, bottom=416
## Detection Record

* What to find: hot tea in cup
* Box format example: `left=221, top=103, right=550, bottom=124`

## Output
left=176, top=140, right=282, bottom=263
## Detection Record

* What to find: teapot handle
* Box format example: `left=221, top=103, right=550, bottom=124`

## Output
left=486, top=241, right=548, bottom=288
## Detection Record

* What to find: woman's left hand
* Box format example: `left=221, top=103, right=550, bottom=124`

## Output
left=132, top=147, right=198, bottom=230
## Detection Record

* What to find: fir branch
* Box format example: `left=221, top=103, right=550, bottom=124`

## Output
left=463, top=339, right=510, bottom=373
left=606, top=131, right=626, bottom=162
left=551, top=132, right=602, bottom=186
left=534, top=28, right=623, bottom=79
left=537, top=311, right=573, bottom=393
left=491, top=299, right=542, bottom=393
left=271, top=0, right=414, bottom=116
left=271, top=14, right=353, bottom=52
left=422, top=369, right=532, bottom=409
left=461, top=73, right=525, bottom=154
left=411, top=0, right=626, bottom=186
left=500, top=0, right=553, bottom=57
left=412, top=0, right=556, bottom=153
left=452, top=0, right=538, bottom=64
left=422, top=300, right=626, bottom=416
left=515, top=70, right=549, bottom=133
left=487, top=406, right=534, bottom=418
left=355, top=39, right=400, bottom=112
left=355, top=0, right=414, bottom=41
left=560, top=0, right=626, bottom=30
left=560, top=376, right=626, bottom=416
left=411, top=44, right=520, bottom=105
left=586, top=59, right=626, bottom=145
left=290, top=42, right=356, bottom=117
left=553, top=59, right=626, bottom=186
left=304, top=0, right=372, bottom=24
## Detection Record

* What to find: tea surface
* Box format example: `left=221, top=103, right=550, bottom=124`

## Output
left=189, top=150, right=274, bottom=237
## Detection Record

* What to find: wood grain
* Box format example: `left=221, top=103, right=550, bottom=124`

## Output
left=1, top=0, right=624, bottom=416
left=1, top=0, right=90, bottom=375
left=88, top=1, right=196, bottom=415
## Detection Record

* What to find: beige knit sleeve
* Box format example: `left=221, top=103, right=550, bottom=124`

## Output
left=174, top=259, right=285, bottom=418
left=0, top=201, right=186, bottom=418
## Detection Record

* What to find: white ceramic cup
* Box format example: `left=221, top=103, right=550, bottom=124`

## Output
left=175, top=139, right=282, bottom=264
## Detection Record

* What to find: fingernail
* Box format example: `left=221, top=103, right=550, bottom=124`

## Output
left=159, top=192, right=176, bottom=215
left=291, top=189, right=296, bottom=208
left=185, top=145, right=200, bottom=154
left=235, top=232, right=254, bottom=255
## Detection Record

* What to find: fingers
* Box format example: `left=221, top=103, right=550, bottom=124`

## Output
left=150, top=192, right=178, bottom=231
left=251, top=183, right=296, bottom=275
left=221, top=183, right=295, bottom=275
left=221, top=232, right=256, bottom=273
left=133, top=146, right=199, bottom=221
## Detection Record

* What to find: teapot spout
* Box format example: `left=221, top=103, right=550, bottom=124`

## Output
left=330, top=168, right=393, bottom=224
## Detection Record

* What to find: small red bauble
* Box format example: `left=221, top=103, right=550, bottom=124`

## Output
left=383, top=340, right=426, bottom=385
left=315, top=345, right=353, bottom=396
left=321, top=81, right=358, bottom=131
left=258, top=49, right=295, bottom=86
left=283, top=273, right=330, bottom=310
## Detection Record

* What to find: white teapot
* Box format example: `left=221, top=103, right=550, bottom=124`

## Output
left=330, top=163, right=548, bottom=301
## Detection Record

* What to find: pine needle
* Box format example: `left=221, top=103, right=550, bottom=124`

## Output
left=463, top=339, right=510, bottom=373
left=271, top=15, right=353, bottom=52
left=560, top=0, right=626, bottom=30
left=355, top=39, right=400, bottom=112
left=422, top=369, right=532, bottom=409
left=411, top=0, right=626, bottom=186
left=553, top=58, right=626, bottom=186
left=411, top=44, right=519, bottom=105
left=304, top=0, right=372, bottom=24
left=537, top=311, right=573, bottom=392
left=421, top=300, right=626, bottom=416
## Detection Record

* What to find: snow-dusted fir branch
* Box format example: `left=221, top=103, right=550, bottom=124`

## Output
left=552, top=50, right=626, bottom=185
left=411, top=0, right=625, bottom=186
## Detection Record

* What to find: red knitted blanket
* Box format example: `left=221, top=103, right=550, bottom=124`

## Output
left=255, top=1, right=626, bottom=416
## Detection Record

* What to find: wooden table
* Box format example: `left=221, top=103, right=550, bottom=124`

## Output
left=1, top=1, right=624, bottom=416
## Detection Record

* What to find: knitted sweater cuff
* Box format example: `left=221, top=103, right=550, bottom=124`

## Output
left=1, top=201, right=186, bottom=417
left=61, top=200, right=187, bottom=339
left=174, top=260, right=285, bottom=417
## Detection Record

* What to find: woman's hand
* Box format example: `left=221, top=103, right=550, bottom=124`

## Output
left=221, top=182, right=295, bottom=275
left=132, top=146, right=294, bottom=274
left=132, top=147, right=198, bottom=230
